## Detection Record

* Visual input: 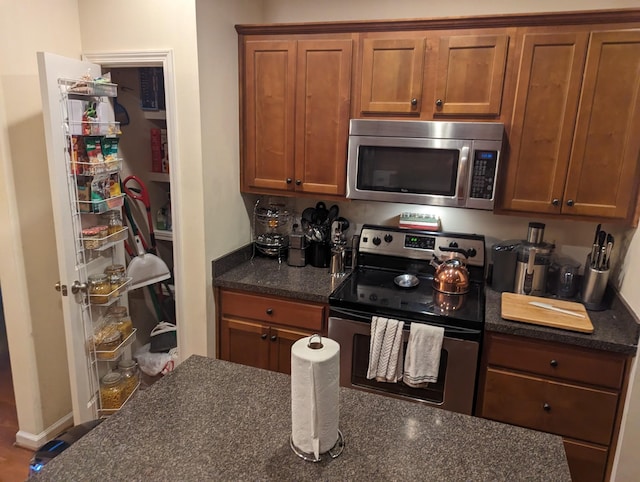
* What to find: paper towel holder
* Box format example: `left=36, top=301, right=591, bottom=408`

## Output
left=290, top=430, right=345, bottom=462
left=307, top=333, right=323, bottom=350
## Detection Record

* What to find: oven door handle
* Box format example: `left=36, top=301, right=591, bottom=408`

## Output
left=329, top=306, right=481, bottom=337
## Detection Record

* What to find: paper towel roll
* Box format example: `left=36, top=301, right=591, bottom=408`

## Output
left=291, top=335, right=340, bottom=460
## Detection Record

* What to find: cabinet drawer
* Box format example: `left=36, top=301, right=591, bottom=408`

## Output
left=486, top=333, right=626, bottom=389
left=481, top=368, right=618, bottom=445
left=563, top=438, right=608, bottom=482
left=220, top=290, right=325, bottom=332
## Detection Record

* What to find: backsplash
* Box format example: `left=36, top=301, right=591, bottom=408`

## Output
left=246, top=194, right=634, bottom=288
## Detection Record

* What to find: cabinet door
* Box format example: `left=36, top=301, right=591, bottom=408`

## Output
left=243, top=40, right=296, bottom=192
left=359, top=36, right=425, bottom=115
left=269, top=326, right=314, bottom=374
left=294, top=39, right=352, bottom=195
left=433, top=34, right=509, bottom=116
left=500, top=32, right=588, bottom=214
left=220, top=317, right=270, bottom=370
left=563, top=438, right=608, bottom=482
left=563, top=30, right=640, bottom=219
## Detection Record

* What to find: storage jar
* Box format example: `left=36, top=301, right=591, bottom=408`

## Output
left=117, top=359, right=140, bottom=398
left=88, top=273, right=111, bottom=304
left=100, top=371, right=125, bottom=410
left=104, top=264, right=126, bottom=293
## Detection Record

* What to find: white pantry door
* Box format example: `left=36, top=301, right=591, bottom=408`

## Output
left=37, top=52, right=107, bottom=423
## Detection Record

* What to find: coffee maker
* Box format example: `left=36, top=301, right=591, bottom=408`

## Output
left=513, top=222, right=554, bottom=296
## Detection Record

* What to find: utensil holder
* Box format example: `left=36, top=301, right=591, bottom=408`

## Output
left=308, top=241, right=330, bottom=268
left=580, top=254, right=609, bottom=308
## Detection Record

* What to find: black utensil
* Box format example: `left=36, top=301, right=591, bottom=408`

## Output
left=301, top=207, right=315, bottom=223
left=596, top=230, right=607, bottom=269
left=315, top=202, right=328, bottom=223
left=590, top=223, right=601, bottom=268
left=327, top=204, right=339, bottom=225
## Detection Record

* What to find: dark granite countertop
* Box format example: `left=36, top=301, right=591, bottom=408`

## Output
left=213, top=246, right=639, bottom=355
left=35, top=355, right=570, bottom=481
left=213, top=244, right=345, bottom=303
left=485, top=288, right=639, bottom=355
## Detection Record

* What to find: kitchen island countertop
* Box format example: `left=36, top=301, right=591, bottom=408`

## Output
left=35, top=355, right=570, bottom=481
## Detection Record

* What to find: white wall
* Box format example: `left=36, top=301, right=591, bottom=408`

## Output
left=78, top=0, right=209, bottom=358
left=0, top=0, right=80, bottom=443
left=195, top=0, right=265, bottom=354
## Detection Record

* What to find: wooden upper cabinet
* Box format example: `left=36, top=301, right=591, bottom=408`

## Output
left=242, top=37, right=352, bottom=196
left=565, top=30, right=640, bottom=219
left=295, top=39, right=352, bottom=195
left=358, top=36, right=425, bottom=115
left=243, top=40, right=296, bottom=192
left=501, top=31, right=588, bottom=214
left=500, top=29, right=640, bottom=221
left=432, top=33, right=510, bottom=116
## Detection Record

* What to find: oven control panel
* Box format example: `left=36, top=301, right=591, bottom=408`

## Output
left=358, top=225, right=485, bottom=267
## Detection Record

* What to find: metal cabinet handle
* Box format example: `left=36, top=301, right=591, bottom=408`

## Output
left=543, top=403, right=551, bottom=412
left=552, top=198, right=560, bottom=206
left=71, top=280, right=87, bottom=294
left=266, top=308, right=273, bottom=315
left=411, top=98, right=418, bottom=106
left=550, top=359, right=558, bottom=367
left=295, top=179, right=302, bottom=186
left=261, top=333, right=268, bottom=340
left=435, top=99, right=443, bottom=107
left=286, top=178, right=292, bottom=184
left=566, top=199, right=575, bottom=207
left=271, top=335, right=277, bottom=342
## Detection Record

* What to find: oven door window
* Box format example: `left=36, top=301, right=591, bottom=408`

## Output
left=351, top=333, right=447, bottom=404
left=357, top=145, right=459, bottom=196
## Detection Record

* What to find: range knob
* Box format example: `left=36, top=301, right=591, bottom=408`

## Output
left=384, top=234, right=393, bottom=243
left=372, top=237, right=382, bottom=246
left=449, top=241, right=459, bottom=248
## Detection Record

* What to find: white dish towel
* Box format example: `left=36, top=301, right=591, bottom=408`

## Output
left=403, top=323, right=445, bottom=388
left=367, top=316, right=405, bottom=383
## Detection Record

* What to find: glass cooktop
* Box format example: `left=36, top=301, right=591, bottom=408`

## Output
left=329, top=267, right=484, bottom=329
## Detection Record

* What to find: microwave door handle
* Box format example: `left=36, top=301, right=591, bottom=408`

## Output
left=456, top=146, right=470, bottom=205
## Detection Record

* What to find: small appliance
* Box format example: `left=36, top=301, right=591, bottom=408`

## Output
left=513, top=222, right=553, bottom=296
left=346, top=119, right=504, bottom=209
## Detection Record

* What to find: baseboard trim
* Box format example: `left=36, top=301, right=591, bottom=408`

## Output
left=15, top=413, right=74, bottom=450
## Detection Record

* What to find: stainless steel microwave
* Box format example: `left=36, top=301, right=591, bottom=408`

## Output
left=346, top=119, right=504, bottom=210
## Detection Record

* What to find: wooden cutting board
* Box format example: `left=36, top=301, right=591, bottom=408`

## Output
left=501, top=292, right=594, bottom=333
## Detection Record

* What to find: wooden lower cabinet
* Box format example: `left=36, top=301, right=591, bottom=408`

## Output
left=563, top=438, right=608, bottom=482
left=217, top=289, right=326, bottom=375
left=477, top=332, right=631, bottom=482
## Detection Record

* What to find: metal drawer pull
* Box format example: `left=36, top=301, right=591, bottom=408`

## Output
left=271, top=335, right=277, bottom=341
left=266, top=308, right=273, bottom=315
left=550, top=359, right=558, bottom=367
left=261, top=333, right=267, bottom=340
left=543, top=403, right=551, bottom=411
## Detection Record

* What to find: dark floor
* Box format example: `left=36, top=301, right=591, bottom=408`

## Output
left=0, top=349, right=33, bottom=481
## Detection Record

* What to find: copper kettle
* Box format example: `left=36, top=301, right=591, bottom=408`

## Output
left=430, top=255, right=470, bottom=294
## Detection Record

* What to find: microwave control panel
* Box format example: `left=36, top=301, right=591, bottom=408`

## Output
left=469, top=150, right=497, bottom=199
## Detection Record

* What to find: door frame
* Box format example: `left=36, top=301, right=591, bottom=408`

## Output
left=82, top=50, right=183, bottom=356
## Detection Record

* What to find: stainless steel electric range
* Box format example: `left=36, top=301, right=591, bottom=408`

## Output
left=328, top=224, right=486, bottom=415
